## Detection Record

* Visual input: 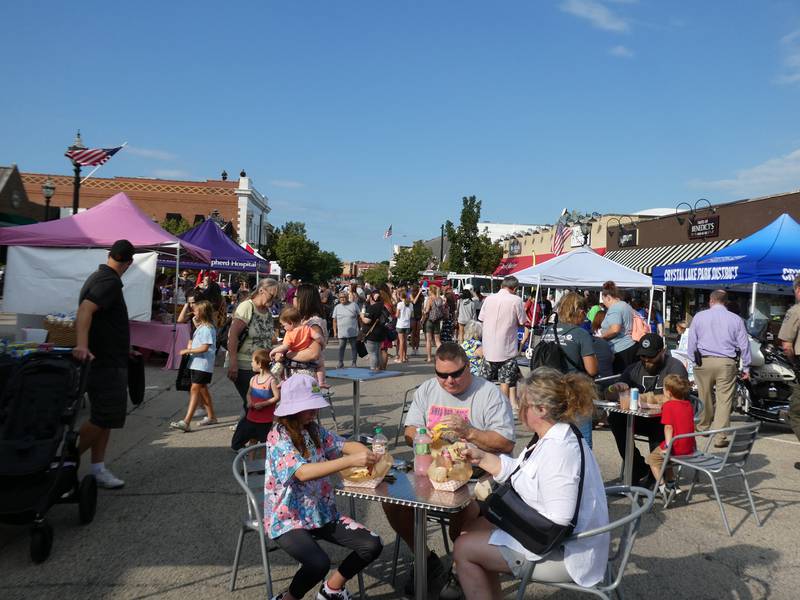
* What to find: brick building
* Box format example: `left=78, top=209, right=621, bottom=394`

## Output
left=20, top=170, right=270, bottom=246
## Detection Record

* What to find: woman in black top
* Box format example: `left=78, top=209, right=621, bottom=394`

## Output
left=361, top=288, right=390, bottom=371
left=410, top=285, right=424, bottom=357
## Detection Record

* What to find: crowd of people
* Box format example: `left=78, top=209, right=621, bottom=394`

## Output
left=70, top=242, right=800, bottom=599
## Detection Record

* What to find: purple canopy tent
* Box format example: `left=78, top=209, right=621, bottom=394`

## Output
left=158, top=219, right=267, bottom=272
left=0, top=192, right=211, bottom=359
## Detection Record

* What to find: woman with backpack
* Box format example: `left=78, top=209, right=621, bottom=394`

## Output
left=457, top=288, right=477, bottom=343
left=422, top=284, right=446, bottom=363
left=534, top=292, right=598, bottom=447
left=599, top=281, right=638, bottom=374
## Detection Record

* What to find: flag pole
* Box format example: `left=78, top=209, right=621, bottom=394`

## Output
left=80, top=141, right=128, bottom=184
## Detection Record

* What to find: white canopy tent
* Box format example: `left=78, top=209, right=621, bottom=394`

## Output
left=513, top=246, right=660, bottom=335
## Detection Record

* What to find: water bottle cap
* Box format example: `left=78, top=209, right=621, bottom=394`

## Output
left=375, top=427, right=383, bottom=434
left=419, top=427, right=427, bottom=434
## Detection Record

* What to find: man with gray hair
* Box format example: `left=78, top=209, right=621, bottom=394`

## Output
left=688, top=289, right=751, bottom=448
left=478, top=275, right=526, bottom=408
left=777, top=275, right=800, bottom=470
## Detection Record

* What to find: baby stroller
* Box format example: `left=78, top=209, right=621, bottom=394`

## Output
left=0, top=351, right=96, bottom=563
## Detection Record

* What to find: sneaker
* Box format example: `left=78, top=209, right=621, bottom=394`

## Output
left=270, top=593, right=285, bottom=600
left=403, top=551, right=446, bottom=595
left=714, top=438, right=730, bottom=448
left=198, top=417, right=218, bottom=426
left=94, top=468, right=125, bottom=489
left=350, top=362, right=357, bottom=367
left=439, top=571, right=464, bottom=600
left=170, top=420, right=191, bottom=432
left=337, top=363, right=344, bottom=369
left=317, top=584, right=352, bottom=600
left=196, top=408, right=206, bottom=417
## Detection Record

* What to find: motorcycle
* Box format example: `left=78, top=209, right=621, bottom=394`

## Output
left=733, top=319, right=797, bottom=425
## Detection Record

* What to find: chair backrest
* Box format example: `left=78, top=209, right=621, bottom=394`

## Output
left=232, top=443, right=269, bottom=525
left=719, top=422, right=760, bottom=468
left=571, top=485, right=654, bottom=593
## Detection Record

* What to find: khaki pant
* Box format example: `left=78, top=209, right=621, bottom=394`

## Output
left=693, top=356, right=738, bottom=442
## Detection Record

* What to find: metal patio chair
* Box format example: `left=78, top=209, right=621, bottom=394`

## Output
left=393, top=384, right=420, bottom=448
left=655, top=421, right=762, bottom=535
left=516, top=485, right=654, bottom=600
left=230, top=444, right=366, bottom=598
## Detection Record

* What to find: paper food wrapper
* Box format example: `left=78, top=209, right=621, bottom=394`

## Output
left=427, top=454, right=471, bottom=492
left=340, top=452, right=393, bottom=489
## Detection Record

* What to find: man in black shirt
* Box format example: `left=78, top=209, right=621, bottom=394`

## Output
left=73, top=239, right=135, bottom=489
left=606, top=333, right=689, bottom=485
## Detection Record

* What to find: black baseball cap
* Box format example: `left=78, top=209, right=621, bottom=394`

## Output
left=109, top=239, right=135, bottom=263
left=636, top=333, right=664, bottom=358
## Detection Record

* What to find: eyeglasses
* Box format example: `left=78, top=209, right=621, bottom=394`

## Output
left=435, top=364, right=467, bottom=380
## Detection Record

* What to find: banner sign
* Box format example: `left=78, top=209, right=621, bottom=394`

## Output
left=689, top=216, right=719, bottom=240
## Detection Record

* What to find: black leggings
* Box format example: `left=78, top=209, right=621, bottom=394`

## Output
left=612, top=344, right=639, bottom=374
left=275, top=517, right=383, bottom=598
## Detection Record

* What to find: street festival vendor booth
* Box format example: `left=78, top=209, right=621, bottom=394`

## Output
left=0, top=193, right=211, bottom=368
left=652, top=213, right=800, bottom=322
left=515, top=245, right=656, bottom=320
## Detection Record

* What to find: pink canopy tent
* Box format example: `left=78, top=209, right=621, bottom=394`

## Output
left=0, top=192, right=210, bottom=262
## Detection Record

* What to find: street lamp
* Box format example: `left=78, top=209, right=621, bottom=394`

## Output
left=41, top=178, right=56, bottom=221
left=565, top=211, right=601, bottom=246
left=67, top=131, right=86, bottom=215
left=675, top=199, right=716, bottom=225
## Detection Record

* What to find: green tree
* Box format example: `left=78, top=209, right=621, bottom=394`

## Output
left=392, top=241, right=433, bottom=283
left=313, top=250, right=343, bottom=282
left=443, top=195, right=503, bottom=274
left=362, top=263, right=389, bottom=287
left=275, top=232, right=320, bottom=281
left=160, top=217, right=192, bottom=236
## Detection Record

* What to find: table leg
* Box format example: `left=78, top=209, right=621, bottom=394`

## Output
left=414, top=506, right=427, bottom=600
left=353, top=380, right=361, bottom=438
left=348, top=497, right=366, bottom=600
left=624, top=413, right=634, bottom=487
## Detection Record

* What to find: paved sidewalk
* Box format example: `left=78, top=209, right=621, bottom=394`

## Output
left=1, top=345, right=799, bottom=599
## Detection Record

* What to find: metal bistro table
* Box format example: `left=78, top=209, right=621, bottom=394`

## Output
left=337, top=469, right=477, bottom=600
left=598, top=400, right=662, bottom=486
left=326, top=368, right=404, bottom=437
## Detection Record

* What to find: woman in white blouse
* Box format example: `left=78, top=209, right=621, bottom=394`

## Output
left=454, top=368, right=609, bottom=599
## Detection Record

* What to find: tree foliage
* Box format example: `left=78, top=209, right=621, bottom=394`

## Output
left=160, top=217, right=192, bottom=236
left=272, top=220, right=342, bottom=282
left=362, top=263, right=389, bottom=287
left=392, top=241, right=433, bottom=283
left=443, top=195, right=503, bottom=274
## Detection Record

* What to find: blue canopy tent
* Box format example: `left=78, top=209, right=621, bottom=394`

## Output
left=159, top=219, right=268, bottom=273
left=652, top=213, right=800, bottom=315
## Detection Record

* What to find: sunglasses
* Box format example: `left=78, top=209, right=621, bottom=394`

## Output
left=435, top=363, right=467, bottom=380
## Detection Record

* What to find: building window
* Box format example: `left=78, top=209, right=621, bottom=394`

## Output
left=165, top=212, right=183, bottom=222
left=194, top=214, right=205, bottom=224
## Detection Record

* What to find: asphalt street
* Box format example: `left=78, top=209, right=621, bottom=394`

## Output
left=1, top=344, right=799, bottom=600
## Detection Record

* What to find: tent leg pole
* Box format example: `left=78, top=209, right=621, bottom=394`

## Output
left=173, top=245, right=180, bottom=367
left=647, top=286, right=655, bottom=335
left=749, top=283, right=758, bottom=323
left=662, top=289, right=667, bottom=337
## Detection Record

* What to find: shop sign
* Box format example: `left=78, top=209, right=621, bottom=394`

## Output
left=619, top=229, right=637, bottom=247
left=689, top=215, right=719, bottom=239
left=509, top=239, right=522, bottom=256
left=570, top=225, right=588, bottom=247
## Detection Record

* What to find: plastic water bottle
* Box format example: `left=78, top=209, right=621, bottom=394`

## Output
left=372, top=427, right=388, bottom=457
left=413, top=428, right=433, bottom=475
left=630, top=388, right=640, bottom=411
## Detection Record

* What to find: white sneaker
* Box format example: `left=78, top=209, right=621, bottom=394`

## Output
left=170, top=420, right=191, bottom=432
left=199, top=417, right=218, bottom=426
left=317, top=584, right=352, bottom=600
left=196, top=408, right=206, bottom=417
left=94, top=468, right=125, bottom=489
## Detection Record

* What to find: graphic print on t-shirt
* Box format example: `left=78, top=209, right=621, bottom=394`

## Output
left=427, top=405, right=470, bottom=429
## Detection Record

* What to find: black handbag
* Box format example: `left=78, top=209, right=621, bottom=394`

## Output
left=175, top=354, right=192, bottom=391
left=481, top=423, right=585, bottom=556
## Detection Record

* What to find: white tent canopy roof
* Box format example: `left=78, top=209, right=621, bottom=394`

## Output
left=514, top=246, right=653, bottom=288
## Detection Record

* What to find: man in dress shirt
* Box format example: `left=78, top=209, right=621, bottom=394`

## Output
left=688, top=290, right=751, bottom=448
left=478, top=275, right=527, bottom=408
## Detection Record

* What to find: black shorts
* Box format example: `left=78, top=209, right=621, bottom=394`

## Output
left=480, top=358, right=521, bottom=385
left=231, top=418, right=272, bottom=451
left=87, top=366, right=128, bottom=429
left=190, top=369, right=213, bottom=385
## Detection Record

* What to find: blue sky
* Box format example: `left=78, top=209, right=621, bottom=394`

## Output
left=2, top=1, right=800, bottom=261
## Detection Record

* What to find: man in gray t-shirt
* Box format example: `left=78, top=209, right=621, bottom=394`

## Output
left=385, top=343, right=515, bottom=591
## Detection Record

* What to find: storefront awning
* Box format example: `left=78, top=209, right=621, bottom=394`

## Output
left=493, top=255, right=533, bottom=276
left=606, top=239, right=739, bottom=275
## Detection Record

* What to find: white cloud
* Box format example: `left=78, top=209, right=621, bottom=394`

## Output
left=126, top=145, right=177, bottom=161
left=776, top=29, right=800, bottom=84
left=270, top=179, right=306, bottom=189
left=153, top=169, right=191, bottom=179
left=560, top=0, right=630, bottom=33
left=609, top=45, right=634, bottom=58
left=688, top=148, right=800, bottom=195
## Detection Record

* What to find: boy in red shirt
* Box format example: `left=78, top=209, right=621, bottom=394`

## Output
left=647, top=374, right=697, bottom=496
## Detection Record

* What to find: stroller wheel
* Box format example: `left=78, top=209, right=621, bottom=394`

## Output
left=78, top=475, right=98, bottom=524
left=30, top=521, right=53, bottom=563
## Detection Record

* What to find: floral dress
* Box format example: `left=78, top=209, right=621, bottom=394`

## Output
left=462, top=338, right=483, bottom=375
left=264, top=423, right=371, bottom=539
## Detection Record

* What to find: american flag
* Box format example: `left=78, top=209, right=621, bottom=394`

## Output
left=550, top=223, right=572, bottom=255
left=64, top=146, right=123, bottom=167
left=383, top=224, right=393, bottom=239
